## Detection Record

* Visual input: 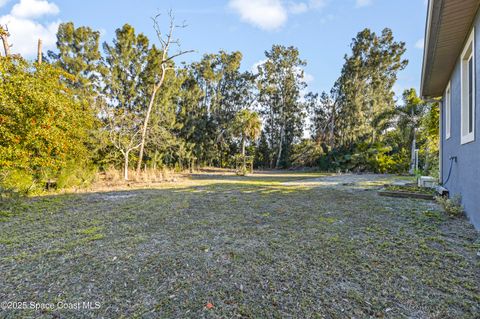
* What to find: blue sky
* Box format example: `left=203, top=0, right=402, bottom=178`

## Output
left=0, top=0, right=428, bottom=97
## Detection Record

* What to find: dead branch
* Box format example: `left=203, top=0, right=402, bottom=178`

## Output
left=0, top=25, right=11, bottom=57
left=37, top=39, right=42, bottom=64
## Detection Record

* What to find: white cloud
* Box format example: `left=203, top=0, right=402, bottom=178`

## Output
left=0, top=0, right=60, bottom=57
left=415, top=38, right=424, bottom=49
left=229, top=0, right=330, bottom=30
left=0, top=14, right=59, bottom=56
left=11, top=0, right=59, bottom=18
left=251, top=59, right=267, bottom=74
left=229, top=0, right=288, bottom=31
left=356, top=0, right=373, bottom=8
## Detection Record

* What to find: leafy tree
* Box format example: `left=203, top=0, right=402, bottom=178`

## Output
left=307, top=91, right=336, bottom=147
left=257, top=45, right=307, bottom=168
left=396, top=88, right=426, bottom=174
left=232, top=109, right=262, bottom=157
left=145, top=67, right=192, bottom=170
left=290, top=139, right=324, bottom=168
left=333, top=28, right=407, bottom=147
left=101, top=24, right=151, bottom=180
left=0, top=57, right=96, bottom=189
left=48, top=22, right=102, bottom=89
left=180, top=51, right=256, bottom=166
left=419, top=101, right=439, bottom=175
left=255, top=131, right=271, bottom=168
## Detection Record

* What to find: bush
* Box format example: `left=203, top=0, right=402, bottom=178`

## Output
left=436, top=195, right=464, bottom=217
left=104, top=166, right=122, bottom=183
left=56, top=163, right=97, bottom=189
left=236, top=166, right=248, bottom=176
left=0, top=58, right=97, bottom=190
left=316, top=140, right=415, bottom=174
left=290, top=140, right=325, bottom=167
left=0, top=169, right=36, bottom=195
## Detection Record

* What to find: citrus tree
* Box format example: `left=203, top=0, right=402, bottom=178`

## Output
left=0, top=57, right=96, bottom=191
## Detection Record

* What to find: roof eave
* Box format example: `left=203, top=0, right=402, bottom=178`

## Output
left=421, top=0, right=442, bottom=99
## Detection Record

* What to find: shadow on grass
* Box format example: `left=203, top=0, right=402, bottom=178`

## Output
left=0, top=176, right=478, bottom=318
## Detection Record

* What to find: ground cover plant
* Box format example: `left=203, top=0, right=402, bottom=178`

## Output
left=0, top=172, right=478, bottom=318
left=384, top=185, right=437, bottom=196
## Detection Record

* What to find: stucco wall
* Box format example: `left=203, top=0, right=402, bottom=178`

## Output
left=441, top=10, right=480, bottom=229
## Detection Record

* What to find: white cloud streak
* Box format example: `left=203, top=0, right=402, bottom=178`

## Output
left=229, top=0, right=288, bottom=31
left=229, top=0, right=330, bottom=30
left=11, top=0, right=59, bottom=18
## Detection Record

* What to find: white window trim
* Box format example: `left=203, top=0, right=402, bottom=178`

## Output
left=460, top=28, right=475, bottom=145
left=446, top=82, right=451, bottom=140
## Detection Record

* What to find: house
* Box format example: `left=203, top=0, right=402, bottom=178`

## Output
left=421, top=0, right=480, bottom=228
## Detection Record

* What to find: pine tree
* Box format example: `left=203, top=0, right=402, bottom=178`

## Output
left=333, top=28, right=407, bottom=147
left=49, top=22, right=102, bottom=90
left=257, top=45, right=307, bottom=168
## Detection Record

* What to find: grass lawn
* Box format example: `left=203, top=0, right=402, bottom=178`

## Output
left=0, top=172, right=479, bottom=318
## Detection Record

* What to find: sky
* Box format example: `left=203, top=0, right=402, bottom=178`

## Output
left=0, top=0, right=428, bottom=98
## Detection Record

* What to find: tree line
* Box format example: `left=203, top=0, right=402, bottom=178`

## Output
left=0, top=15, right=438, bottom=193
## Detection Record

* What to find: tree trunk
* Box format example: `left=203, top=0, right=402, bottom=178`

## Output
left=153, top=150, right=158, bottom=171
left=124, top=151, right=130, bottom=181
left=241, top=135, right=246, bottom=169
left=136, top=67, right=165, bottom=175
left=37, top=39, right=42, bottom=64
left=1, top=30, right=10, bottom=57
left=275, top=126, right=285, bottom=169
left=241, top=135, right=246, bottom=157
left=409, top=129, right=417, bottom=175
left=329, top=109, right=336, bottom=149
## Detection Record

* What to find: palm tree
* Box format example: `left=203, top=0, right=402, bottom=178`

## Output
left=233, top=109, right=262, bottom=159
left=396, top=89, right=425, bottom=174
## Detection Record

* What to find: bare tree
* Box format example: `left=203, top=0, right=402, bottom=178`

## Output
left=105, top=107, right=142, bottom=181
left=136, top=11, right=194, bottom=175
left=0, top=25, right=11, bottom=57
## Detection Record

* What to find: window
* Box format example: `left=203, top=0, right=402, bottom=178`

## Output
left=446, top=82, right=451, bottom=139
left=461, top=29, right=475, bottom=144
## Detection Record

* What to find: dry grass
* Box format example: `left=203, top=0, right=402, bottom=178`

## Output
left=0, top=172, right=478, bottom=318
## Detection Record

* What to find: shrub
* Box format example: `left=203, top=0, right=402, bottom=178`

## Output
left=56, top=163, right=97, bottom=189
left=0, top=58, right=97, bottom=191
left=436, top=195, right=464, bottom=218
left=0, top=169, right=36, bottom=195
left=236, top=166, right=248, bottom=176
left=104, top=166, right=122, bottom=183
left=290, top=140, right=324, bottom=167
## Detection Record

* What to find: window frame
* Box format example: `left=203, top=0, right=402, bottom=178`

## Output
left=446, top=82, right=451, bottom=140
left=460, top=28, right=476, bottom=145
